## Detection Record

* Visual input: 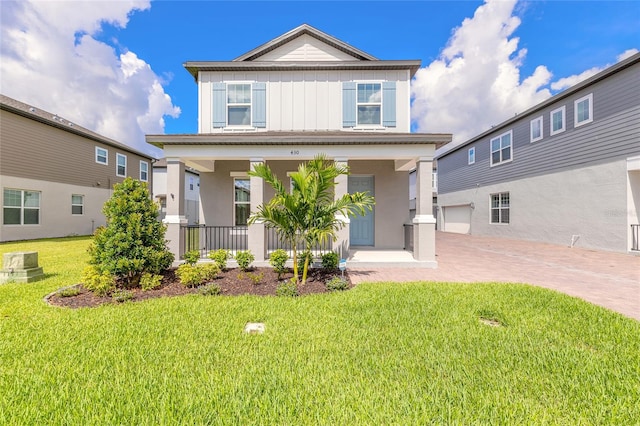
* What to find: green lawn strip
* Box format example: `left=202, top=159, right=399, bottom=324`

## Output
left=1, top=238, right=639, bottom=424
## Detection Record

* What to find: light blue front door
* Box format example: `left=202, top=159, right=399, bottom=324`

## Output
left=348, top=176, right=374, bottom=246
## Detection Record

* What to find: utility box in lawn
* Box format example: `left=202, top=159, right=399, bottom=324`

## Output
left=0, top=252, right=44, bottom=283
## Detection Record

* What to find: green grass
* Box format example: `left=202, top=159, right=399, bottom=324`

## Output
left=1, top=237, right=639, bottom=424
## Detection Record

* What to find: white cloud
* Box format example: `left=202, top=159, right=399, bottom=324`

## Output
left=412, top=0, right=553, bottom=148
left=0, top=0, right=179, bottom=156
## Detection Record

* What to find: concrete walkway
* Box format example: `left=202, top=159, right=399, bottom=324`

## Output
left=348, top=232, right=640, bottom=321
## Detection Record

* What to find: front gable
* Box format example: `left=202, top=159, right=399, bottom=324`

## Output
left=251, top=34, right=359, bottom=62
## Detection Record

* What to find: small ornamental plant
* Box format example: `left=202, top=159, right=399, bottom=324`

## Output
left=321, top=252, right=339, bottom=270
left=235, top=250, right=255, bottom=271
left=325, top=276, right=349, bottom=292
left=209, top=249, right=232, bottom=270
left=183, top=250, right=201, bottom=266
left=140, top=273, right=162, bottom=291
left=276, top=279, right=299, bottom=297
left=269, top=249, right=289, bottom=279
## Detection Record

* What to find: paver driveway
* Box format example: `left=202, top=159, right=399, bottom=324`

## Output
left=349, top=231, right=640, bottom=321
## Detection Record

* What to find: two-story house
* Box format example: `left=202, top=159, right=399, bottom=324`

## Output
left=436, top=53, right=640, bottom=253
left=146, top=24, right=451, bottom=265
left=0, top=94, right=154, bottom=242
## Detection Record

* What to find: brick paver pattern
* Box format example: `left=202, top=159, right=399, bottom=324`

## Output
left=349, top=232, right=640, bottom=321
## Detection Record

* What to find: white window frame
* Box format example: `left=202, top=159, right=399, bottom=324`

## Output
left=233, top=176, right=250, bottom=226
left=490, top=192, right=510, bottom=225
left=574, top=93, right=593, bottom=127
left=356, top=82, right=383, bottom=127
left=139, top=161, right=149, bottom=182
left=226, top=83, right=252, bottom=127
left=490, top=130, right=513, bottom=167
left=71, top=194, right=84, bottom=216
left=530, top=116, right=543, bottom=143
left=550, top=106, right=566, bottom=136
left=468, top=147, right=476, bottom=165
left=95, top=147, right=108, bottom=165
left=3, top=188, right=40, bottom=225
left=116, top=153, right=127, bottom=177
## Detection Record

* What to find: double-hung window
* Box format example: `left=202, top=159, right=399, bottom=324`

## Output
left=490, top=131, right=512, bottom=166
left=550, top=106, right=566, bottom=135
left=3, top=189, right=40, bottom=225
left=490, top=192, right=510, bottom=224
left=140, top=161, right=149, bottom=182
left=227, top=84, right=252, bottom=126
left=357, top=83, right=382, bottom=126
left=530, top=116, right=543, bottom=142
left=72, top=195, right=84, bottom=215
left=234, top=178, right=250, bottom=226
left=96, top=147, right=108, bottom=165
left=574, top=93, right=593, bottom=127
left=468, top=147, right=476, bottom=165
left=116, top=153, right=127, bottom=177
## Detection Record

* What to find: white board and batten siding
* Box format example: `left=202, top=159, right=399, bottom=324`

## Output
left=253, top=34, right=356, bottom=62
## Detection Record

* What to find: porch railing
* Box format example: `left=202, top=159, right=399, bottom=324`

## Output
left=632, top=224, right=640, bottom=251
left=403, top=224, right=414, bottom=252
left=265, top=227, right=332, bottom=258
left=182, top=225, right=248, bottom=258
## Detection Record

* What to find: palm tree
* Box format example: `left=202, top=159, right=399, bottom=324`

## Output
left=249, top=154, right=374, bottom=285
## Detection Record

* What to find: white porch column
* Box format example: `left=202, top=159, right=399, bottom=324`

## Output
left=412, top=157, right=437, bottom=263
left=334, top=158, right=350, bottom=259
left=248, top=159, right=265, bottom=261
left=164, top=158, right=187, bottom=261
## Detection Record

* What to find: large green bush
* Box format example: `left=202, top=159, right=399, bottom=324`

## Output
left=87, top=177, right=174, bottom=288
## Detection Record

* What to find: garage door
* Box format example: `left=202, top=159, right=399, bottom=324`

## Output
left=443, top=205, right=471, bottom=234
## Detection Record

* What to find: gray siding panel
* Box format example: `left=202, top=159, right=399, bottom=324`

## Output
left=439, top=63, right=640, bottom=194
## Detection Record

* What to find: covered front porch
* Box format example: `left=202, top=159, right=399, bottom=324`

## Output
left=146, top=131, right=451, bottom=267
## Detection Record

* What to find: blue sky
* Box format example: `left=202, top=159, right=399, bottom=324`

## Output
left=1, top=1, right=638, bottom=157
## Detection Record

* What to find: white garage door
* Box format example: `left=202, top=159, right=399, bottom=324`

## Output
left=443, top=205, right=471, bottom=234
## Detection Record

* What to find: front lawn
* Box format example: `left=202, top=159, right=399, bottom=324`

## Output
left=1, top=237, right=639, bottom=424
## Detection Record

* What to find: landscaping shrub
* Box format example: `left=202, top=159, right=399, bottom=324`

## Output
left=269, top=249, right=289, bottom=278
left=176, top=263, right=220, bottom=288
left=82, top=265, right=115, bottom=296
left=209, top=249, right=232, bottom=270
left=198, top=283, right=221, bottom=296
left=325, top=276, right=349, bottom=292
left=112, top=289, right=134, bottom=303
left=140, top=272, right=162, bottom=291
left=297, top=251, right=313, bottom=274
left=276, top=279, right=299, bottom=297
left=321, top=252, right=339, bottom=269
left=235, top=250, right=255, bottom=271
left=201, top=263, right=220, bottom=281
left=87, top=177, right=174, bottom=288
left=183, top=250, right=201, bottom=266
left=58, top=287, right=81, bottom=298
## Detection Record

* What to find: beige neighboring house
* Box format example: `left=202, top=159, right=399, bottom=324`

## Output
left=0, top=94, right=154, bottom=242
left=146, top=24, right=451, bottom=266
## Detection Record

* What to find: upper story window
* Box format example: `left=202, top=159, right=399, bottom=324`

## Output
left=116, top=153, right=127, bottom=177
left=140, top=161, right=149, bottom=182
left=234, top=178, right=250, bottom=226
left=343, top=81, right=396, bottom=128
left=96, top=147, right=108, bottom=165
left=213, top=82, right=266, bottom=129
left=357, top=83, right=382, bottom=126
left=3, top=188, right=40, bottom=225
left=530, top=116, right=543, bottom=143
left=468, top=147, right=476, bottom=165
left=550, top=106, right=566, bottom=136
left=574, top=93, right=593, bottom=127
left=490, top=131, right=512, bottom=166
left=227, top=84, right=252, bottom=126
left=71, top=194, right=84, bottom=215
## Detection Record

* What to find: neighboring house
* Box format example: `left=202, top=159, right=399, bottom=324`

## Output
left=146, top=24, right=451, bottom=265
left=0, top=94, right=154, bottom=242
left=436, top=53, right=640, bottom=253
left=152, top=158, right=200, bottom=225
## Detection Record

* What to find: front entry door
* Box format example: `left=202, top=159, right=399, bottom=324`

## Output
left=348, top=176, right=374, bottom=246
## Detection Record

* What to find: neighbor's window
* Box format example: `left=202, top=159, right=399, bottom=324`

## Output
left=490, top=192, right=510, bottom=224
left=71, top=194, right=84, bottom=215
left=140, top=161, right=148, bottom=182
left=574, top=93, right=593, bottom=127
left=490, top=131, right=512, bottom=166
left=234, top=178, right=250, bottom=226
left=550, top=106, right=566, bottom=136
left=116, top=153, right=127, bottom=177
left=357, top=83, right=382, bottom=125
left=468, top=147, right=476, bottom=165
left=3, top=188, right=40, bottom=225
left=227, top=84, right=251, bottom=126
left=530, top=116, right=543, bottom=142
left=96, top=147, right=108, bottom=165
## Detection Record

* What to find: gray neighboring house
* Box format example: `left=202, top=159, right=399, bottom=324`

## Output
left=0, top=94, right=154, bottom=242
left=436, top=52, right=640, bottom=253
left=152, top=158, right=200, bottom=225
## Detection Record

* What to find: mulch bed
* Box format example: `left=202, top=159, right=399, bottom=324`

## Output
left=46, top=267, right=351, bottom=309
